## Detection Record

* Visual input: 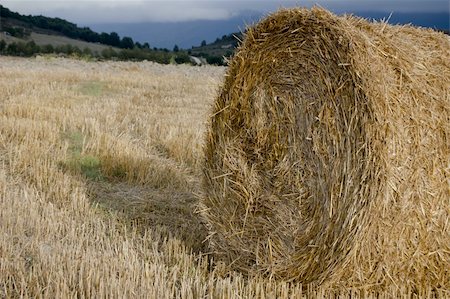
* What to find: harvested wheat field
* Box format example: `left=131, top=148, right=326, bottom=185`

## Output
left=201, top=7, right=449, bottom=294
left=0, top=10, right=449, bottom=299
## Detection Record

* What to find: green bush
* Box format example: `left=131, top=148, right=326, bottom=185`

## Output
left=6, top=42, right=18, bottom=55
left=101, top=47, right=118, bottom=59
left=82, top=47, right=93, bottom=57
left=5, top=41, right=40, bottom=56
left=41, top=44, right=54, bottom=54
left=206, top=56, right=224, bottom=66
left=174, top=52, right=191, bottom=64
left=0, top=40, right=6, bottom=52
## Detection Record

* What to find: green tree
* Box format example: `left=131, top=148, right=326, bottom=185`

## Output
left=99, top=32, right=110, bottom=44
left=109, top=32, right=121, bottom=47
left=200, top=40, right=206, bottom=47
left=120, top=36, right=134, bottom=49
left=173, top=44, right=179, bottom=52
left=24, top=41, right=40, bottom=56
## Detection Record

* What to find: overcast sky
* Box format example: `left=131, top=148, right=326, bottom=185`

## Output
left=2, top=1, right=449, bottom=23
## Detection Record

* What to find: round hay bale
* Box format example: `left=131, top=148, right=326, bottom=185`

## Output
left=200, top=7, right=450, bottom=288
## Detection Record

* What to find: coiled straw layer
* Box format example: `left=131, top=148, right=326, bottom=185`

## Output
left=201, top=8, right=450, bottom=289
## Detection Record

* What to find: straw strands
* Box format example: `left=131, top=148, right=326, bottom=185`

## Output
left=201, top=7, right=450, bottom=289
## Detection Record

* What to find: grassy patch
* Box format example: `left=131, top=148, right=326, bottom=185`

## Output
left=60, top=131, right=103, bottom=181
left=64, top=131, right=84, bottom=154
left=77, top=81, right=105, bottom=97
left=63, top=154, right=103, bottom=181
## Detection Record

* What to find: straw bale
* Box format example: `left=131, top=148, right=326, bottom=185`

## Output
left=200, top=7, right=450, bottom=288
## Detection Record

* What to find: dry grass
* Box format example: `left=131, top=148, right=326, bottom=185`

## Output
left=0, top=53, right=447, bottom=298
left=201, top=7, right=449, bottom=293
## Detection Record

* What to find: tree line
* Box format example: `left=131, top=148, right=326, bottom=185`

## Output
left=0, top=39, right=193, bottom=64
left=1, top=5, right=146, bottom=50
left=0, top=5, right=227, bottom=65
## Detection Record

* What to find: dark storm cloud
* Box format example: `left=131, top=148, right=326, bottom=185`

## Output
left=2, top=1, right=449, bottom=23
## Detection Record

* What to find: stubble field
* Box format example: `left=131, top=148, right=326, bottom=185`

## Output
left=0, top=56, right=442, bottom=298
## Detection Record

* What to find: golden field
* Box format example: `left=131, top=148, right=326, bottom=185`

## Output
left=0, top=56, right=445, bottom=298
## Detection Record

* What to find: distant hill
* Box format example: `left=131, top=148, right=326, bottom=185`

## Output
left=0, top=5, right=150, bottom=50
left=355, top=11, right=449, bottom=31
left=86, top=13, right=259, bottom=50
left=0, top=15, right=121, bottom=55
left=190, top=33, right=242, bottom=62
left=0, top=7, right=121, bottom=56
left=1, top=4, right=447, bottom=66
left=1, top=31, right=120, bottom=54
left=0, top=5, right=192, bottom=65
left=86, top=11, right=449, bottom=50
left=189, top=10, right=449, bottom=64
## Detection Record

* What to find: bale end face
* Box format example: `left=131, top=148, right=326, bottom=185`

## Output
left=201, top=7, right=450, bottom=288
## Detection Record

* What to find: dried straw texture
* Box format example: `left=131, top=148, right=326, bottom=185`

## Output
left=201, top=8, right=450, bottom=289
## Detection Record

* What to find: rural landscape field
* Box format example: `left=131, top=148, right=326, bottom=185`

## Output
left=0, top=55, right=446, bottom=298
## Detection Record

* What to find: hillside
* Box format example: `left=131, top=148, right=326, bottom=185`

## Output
left=1, top=11, right=119, bottom=54
left=0, top=5, right=128, bottom=48
left=1, top=31, right=121, bottom=55
left=190, top=33, right=242, bottom=58
left=1, top=4, right=234, bottom=65
left=0, top=5, right=194, bottom=64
